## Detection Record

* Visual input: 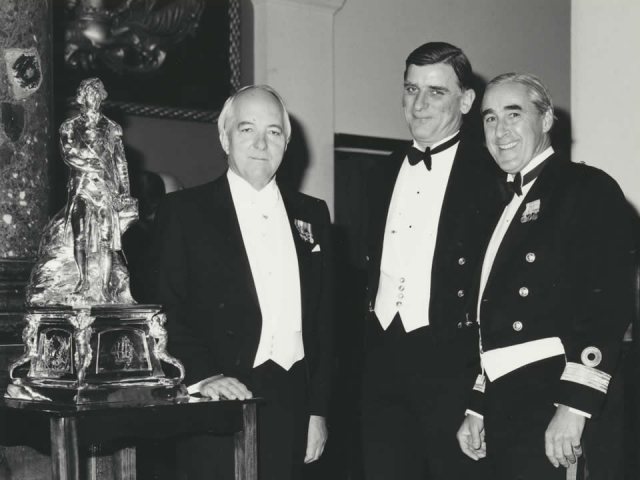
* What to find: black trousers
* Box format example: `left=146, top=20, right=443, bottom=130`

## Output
left=361, top=314, right=489, bottom=480
left=174, top=359, right=309, bottom=480
left=483, top=355, right=585, bottom=480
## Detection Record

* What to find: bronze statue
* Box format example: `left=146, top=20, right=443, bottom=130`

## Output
left=27, top=78, right=137, bottom=307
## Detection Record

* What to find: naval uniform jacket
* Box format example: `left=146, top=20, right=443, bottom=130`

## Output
left=365, top=135, right=503, bottom=346
left=150, top=173, right=334, bottom=416
left=467, top=152, right=635, bottom=418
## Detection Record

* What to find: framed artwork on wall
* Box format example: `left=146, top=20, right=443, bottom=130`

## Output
left=57, top=0, right=241, bottom=122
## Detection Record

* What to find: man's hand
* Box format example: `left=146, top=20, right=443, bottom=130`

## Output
left=304, top=415, right=328, bottom=463
left=544, top=405, right=586, bottom=468
left=199, top=375, right=253, bottom=401
left=456, top=415, right=487, bottom=461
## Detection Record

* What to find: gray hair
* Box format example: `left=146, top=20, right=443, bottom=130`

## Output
left=217, top=85, right=292, bottom=143
left=486, top=73, right=555, bottom=124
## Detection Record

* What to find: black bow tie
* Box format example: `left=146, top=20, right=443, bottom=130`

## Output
left=407, top=133, right=461, bottom=170
left=503, top=172, right=523, bottom=198
left=501, top=159, right=549, bottom=202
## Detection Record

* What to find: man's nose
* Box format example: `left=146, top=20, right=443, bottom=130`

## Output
left=414, top=91, right=429, bottom=111
left=495, top=118, right=508, bottom=137
left=254, top=133, right=267, bottom=149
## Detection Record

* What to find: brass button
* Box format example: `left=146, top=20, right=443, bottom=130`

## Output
left=457, top=289, right=465, bottom=298
left=513, top=321, right=523, bottom=331
left=457, top=322, right=463, bottom=329
left=398, top=285, right=405, bottom=291
left=526, top=252, right=536, bottom=263
left=519, top=287, right=529, bottom=297
left=396, top=301, right=403, bottom=307
left=458, top=257, right=466, bottom=265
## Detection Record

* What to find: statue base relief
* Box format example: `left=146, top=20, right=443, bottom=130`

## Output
left=6, top=304, right=186, bottom=404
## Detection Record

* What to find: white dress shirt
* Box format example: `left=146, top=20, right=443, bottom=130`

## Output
left=375, top=132, right=459, bottom=332
left=228, top=169, right=304, bottom=371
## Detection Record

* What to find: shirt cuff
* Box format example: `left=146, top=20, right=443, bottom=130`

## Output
left=554, top=403, right=593, bottom=419
left=187, top=374, right=224, bottom=395
left=567, top=407, right=592, bottom=419
left=186, top=380, right=206, bottom=395
left=465, top=409, right=484, bottom=420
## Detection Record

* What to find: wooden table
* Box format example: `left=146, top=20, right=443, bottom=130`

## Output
left=0, top=396, right=259, bottom=480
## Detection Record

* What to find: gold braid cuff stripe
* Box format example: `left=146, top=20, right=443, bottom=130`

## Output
left=560, top=362, right=611, bottom=394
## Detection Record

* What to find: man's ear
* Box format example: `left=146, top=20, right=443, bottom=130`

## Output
left=542, top=109, right=554, bottom=133
left=220, top=130, right=230, bottom=154
left=460, top=88, right=476, bottom=115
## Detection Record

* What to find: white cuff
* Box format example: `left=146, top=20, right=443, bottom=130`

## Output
left=465, top=409, right=484, bottom=420
left=568, top=407, right=592, bottom=419
left=186, top=380, right=206, bottom=395
left=186, top=374, right=224, bottom=395
left=554, top=403, right=592, bottom=419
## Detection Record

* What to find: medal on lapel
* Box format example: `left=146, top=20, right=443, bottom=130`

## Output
left=294, top=219, right=315, bottom=244
left=521, top=199, right=540, bottom=223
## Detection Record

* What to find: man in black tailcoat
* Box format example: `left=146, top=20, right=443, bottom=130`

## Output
left=361, top=42, right=502, bottom=480
left=150, top=85, right=334, bottom=480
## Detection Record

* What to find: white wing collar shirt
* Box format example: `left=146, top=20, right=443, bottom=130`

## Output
left=375, top=131, right=459, bottom=332
left=227, top=169, right=304, bottom=371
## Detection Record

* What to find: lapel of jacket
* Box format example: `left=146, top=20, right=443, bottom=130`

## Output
left=202, top=175, right=261, bottom=316
left=484, top=152, right=565, bottom=290
left=279, top=187, right=313, bottom=326
left=433, top=137, right=482, bottom=250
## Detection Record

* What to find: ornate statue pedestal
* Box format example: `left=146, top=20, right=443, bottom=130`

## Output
left=6, top=305, right=186, bottom=404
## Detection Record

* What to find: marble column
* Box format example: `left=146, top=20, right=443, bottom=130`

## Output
left=0, top=1, right=54, bottom=478
left=0, top=0, right=53, bottom=260
left=0, top=0, right=53, bottom=323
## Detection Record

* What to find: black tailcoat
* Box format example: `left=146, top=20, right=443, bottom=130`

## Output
left=361, top=136, right=503, bottom=480
left=150, top=173, right=334, bottom=417
left=365, top=136, right=503, bottom=345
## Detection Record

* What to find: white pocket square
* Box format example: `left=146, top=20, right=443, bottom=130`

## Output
left=312, top=244, right=321, bottom=253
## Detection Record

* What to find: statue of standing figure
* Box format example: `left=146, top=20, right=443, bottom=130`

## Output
left=61, top=78, right=137, bottom=304
left=26, top=78, right=138, bottom=306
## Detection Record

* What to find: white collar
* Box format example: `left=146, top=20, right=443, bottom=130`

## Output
left=412, top=130, right=460, bottom=152
left=227, top=169, right=279, bottom=209
left=508, top=146, right=554, bottom=183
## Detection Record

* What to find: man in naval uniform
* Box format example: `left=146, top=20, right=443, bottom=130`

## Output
left=456, top=73, right=635, bottom=479
left=361, top=42, right=502, bottom=480
left=150, top=85, right=333, bottom=480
